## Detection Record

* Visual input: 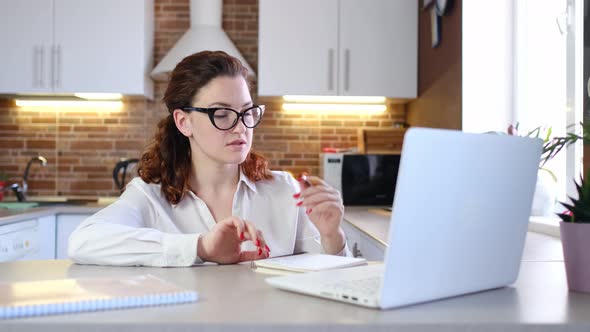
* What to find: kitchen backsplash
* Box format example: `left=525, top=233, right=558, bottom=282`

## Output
left=0, top=98, right=157, bottom=197
left=0, top=0, right=406, bottom=197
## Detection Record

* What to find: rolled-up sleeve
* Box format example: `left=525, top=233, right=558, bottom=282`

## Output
left=68, top=184, right=202, bottom=267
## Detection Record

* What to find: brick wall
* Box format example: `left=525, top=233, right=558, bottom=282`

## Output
left=0, top=0, right=406, bottom=198
left=0, top=100, right=156, bottom=197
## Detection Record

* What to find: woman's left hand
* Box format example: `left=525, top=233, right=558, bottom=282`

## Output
left=294, top=174, right=346, bottom=253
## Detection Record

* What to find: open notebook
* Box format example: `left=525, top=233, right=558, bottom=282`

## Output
left=251, top=253, right=367, bottom=274
left=0, top=274, right=198, bottom=319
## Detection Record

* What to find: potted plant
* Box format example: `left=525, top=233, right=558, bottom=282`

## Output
left=557, top=171, right=590, bottom=293
left=505, top=122, right=590, bottom=293
left=532, top=121, right=590, bottom=294
left=506, top=123, right=590, bottom=216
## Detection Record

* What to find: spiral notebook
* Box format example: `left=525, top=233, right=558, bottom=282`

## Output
left=0, top=274, right=198, bottom=319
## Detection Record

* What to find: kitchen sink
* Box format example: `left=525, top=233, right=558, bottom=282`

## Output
left=0, top=202, right=42, bottom=209
left=0, top=199, right=92, bottom=210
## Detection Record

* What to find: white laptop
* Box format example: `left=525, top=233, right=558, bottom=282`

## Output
left=266, top=127, right=542, bottom=309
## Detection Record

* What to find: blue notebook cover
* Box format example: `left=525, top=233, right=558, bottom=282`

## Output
left=0, top=274, right=198, bottom=319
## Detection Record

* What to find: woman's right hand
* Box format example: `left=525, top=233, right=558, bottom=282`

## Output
left=197, top=216, right=270, bottom=264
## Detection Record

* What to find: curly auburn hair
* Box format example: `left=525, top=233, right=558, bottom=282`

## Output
left=138, top=51, right=273, bottom=204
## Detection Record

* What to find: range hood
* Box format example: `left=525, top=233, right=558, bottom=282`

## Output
left=151, top=0, right=254, bottom=81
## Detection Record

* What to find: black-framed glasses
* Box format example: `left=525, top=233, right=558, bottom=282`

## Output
left=182, top=105, right=265, bottom=131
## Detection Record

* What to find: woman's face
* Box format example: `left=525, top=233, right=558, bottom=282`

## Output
left=178, top=75, right=254, bottom=166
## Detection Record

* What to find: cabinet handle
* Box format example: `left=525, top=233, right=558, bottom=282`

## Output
left=51, top=45, right=56, bottom=89
left=39, top=46, right=45, bottom=88
left=56, top=45, right=62, bottom=88
left=32, top=46, right=39, bottom=88
left=328, top=48, right=335, bottom=91
left=344, top=48, right=350, bottom=92
left=352, top=242, right=363, bottom=258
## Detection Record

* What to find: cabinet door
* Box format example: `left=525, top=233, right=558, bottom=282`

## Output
left=56, top=214, right=90, bottom=259
left=339, top=0, right=417, bottom=98
left=35, top=215, right=57, bottom=260
left=258, top=0, right=339, bottom=96
left=341, top=221, right=385, bottom=261
left=53, top=0, right=147, bottom=94
left=0, top=0, right=53, bottom=94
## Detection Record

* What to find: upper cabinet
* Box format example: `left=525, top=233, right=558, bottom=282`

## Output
left=259, top=0, right=339, bottom=96
left=258, top=0, right=417, bottom=98
left=0, top=0, right=154, bottom=98
left=0, top=0, right=53, bottom=95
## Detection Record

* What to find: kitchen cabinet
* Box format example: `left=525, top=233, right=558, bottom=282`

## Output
left=0, top=0, right=53, bottom=95
left=36, top=215, right=57, bottom=260
left=56, top=213, right=90, bottom=259
left=0, top=215, right=56, bottom=262
left=341, top=220, right=385, bottom=261
left=258, top=0, right=417, bottom=98
left=0, top=0, right=153, bottom=98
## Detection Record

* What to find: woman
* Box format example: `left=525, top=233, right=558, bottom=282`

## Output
left=68, top=51, right=350, bottom=267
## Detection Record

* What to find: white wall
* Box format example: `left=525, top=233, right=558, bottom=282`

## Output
left=462, top=0, right=514, bottom=133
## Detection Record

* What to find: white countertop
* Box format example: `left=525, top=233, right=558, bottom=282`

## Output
left=0, top=198, right=116, bottom=226
left=0, top=205, right=104, bottom=226
left=343, top=206, right=565, bottom=262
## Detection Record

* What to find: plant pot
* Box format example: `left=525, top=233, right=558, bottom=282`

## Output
left=0, top=180, right=5, bottom=202
left=531, top=169, right=557, bottom=216
left=560, top=221, right=590, bottom=293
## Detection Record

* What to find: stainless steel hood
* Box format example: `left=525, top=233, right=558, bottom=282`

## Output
left=150, top=0, right=254, bottom=81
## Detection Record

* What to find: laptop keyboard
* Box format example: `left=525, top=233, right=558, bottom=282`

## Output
left=323, top=276, right=382, bottom=296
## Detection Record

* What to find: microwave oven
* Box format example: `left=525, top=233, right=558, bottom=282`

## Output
left=321, top=153, right=401, bottom=206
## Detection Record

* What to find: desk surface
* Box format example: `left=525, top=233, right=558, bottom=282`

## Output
left=0, top=260, right=589, bottom=332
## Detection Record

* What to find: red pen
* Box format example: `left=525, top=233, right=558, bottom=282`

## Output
left=298, top=173, right=312, bottom=189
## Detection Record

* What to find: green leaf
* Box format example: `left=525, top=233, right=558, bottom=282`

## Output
left=556, top=213, right=572, bottom=223
left=572, top=208, right=590, bottom=220
left=544, top=127, right=552, bottom=143
left=563, top=201, right=590, bottom=220
left=539, top=167, right=558, bottom=182
left=526, top=126, right=541, bottom=139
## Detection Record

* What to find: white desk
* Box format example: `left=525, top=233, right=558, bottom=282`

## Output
left=0, top=207, right=580, bottom=331
left=0, top=260, right=589, bottom=331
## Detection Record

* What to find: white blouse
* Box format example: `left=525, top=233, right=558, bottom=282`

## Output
left=68, top=170, right=350, bottom=267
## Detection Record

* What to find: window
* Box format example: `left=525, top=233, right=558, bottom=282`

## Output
left=463, top=0, right=584, bottom=223
left=515, top=0, right=583, bottom=213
